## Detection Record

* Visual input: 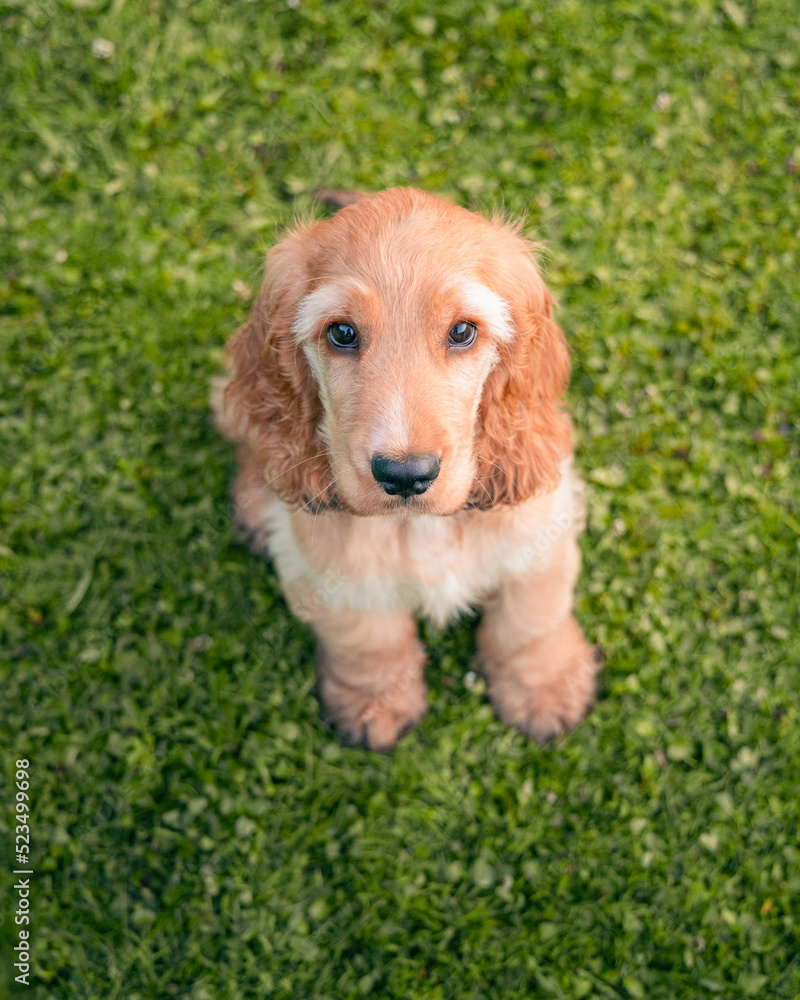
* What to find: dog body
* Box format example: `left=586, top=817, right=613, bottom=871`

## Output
left=213, top=188, right=599, bottom=749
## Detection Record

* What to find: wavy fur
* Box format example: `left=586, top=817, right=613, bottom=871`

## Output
left=212, top=187, right=597, bottom=749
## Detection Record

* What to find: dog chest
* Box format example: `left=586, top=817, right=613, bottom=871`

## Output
left=262, top=461, right=584, bottom=626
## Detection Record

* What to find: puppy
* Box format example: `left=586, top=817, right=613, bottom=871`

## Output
left=212, top=187, right=599, bottom=750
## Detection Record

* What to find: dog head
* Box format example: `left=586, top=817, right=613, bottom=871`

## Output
left=217, top=188, right=572, bottom=516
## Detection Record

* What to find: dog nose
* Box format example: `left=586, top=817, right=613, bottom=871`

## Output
left=371, top=454, right=440, bottom=497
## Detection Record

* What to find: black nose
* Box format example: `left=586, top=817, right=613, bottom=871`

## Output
left=371, top=454, right=440, bottom=497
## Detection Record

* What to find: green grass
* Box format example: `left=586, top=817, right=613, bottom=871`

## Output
left=1, top=0, right=799, bottom=997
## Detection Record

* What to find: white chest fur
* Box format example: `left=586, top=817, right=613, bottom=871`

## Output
left=260, top=459, right=585, bottom=626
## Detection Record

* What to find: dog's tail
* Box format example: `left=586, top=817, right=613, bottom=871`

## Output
left=314, top=187, right=366, bottom=209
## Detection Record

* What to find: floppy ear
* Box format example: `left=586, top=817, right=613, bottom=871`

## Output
left=468, top=249, right=573, bottom=509
left=213, top=227, right=337, bottom=510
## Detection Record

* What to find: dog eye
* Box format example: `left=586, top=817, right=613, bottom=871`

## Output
left=448, top=321, right=477, bottom=348
left=327, top=322, right=359, bottom=350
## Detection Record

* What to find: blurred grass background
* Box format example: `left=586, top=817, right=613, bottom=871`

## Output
left=1, top=0, right=799, bottom=997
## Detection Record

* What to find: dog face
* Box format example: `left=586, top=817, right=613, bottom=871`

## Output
left=218, top=188, right=573, bottom=516
left=290, top=220, right=519, bottom=517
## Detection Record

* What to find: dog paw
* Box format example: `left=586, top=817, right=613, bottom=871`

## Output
left=482, top=618, right=601, bottom=742
left=319, top=668, right=428, bottom=751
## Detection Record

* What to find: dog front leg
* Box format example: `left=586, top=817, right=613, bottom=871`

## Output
left=478, top=535, right=600, bottom=742
left=307, top=607, right=428, bottom=751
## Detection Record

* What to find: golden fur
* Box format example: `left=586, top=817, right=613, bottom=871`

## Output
left=213, top=187, right=599, bottom=749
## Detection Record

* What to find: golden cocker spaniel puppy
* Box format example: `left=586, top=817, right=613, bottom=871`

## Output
left=212, top=187, right=599, bottom=750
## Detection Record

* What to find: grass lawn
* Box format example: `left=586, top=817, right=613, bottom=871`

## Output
left=2, top=0, right=800, bottom=997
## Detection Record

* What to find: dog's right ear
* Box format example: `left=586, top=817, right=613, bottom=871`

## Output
left=213, top=226, right=338, bottom=509
left=314, top=188, right=366, bottom=210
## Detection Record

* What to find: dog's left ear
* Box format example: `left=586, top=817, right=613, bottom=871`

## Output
left=468, top=245, right=573, bottom=508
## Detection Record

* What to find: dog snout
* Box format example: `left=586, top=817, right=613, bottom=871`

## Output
left=371, top=454, right=440, bottom=497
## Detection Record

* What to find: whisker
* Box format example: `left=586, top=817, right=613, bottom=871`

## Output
left=476, top=455, right=506, bottom=477
left=471, top=474, right=493, bottom=505
left=263, top=454, right=319, bottom=489
left=468, top=453, right=505, bottom=506
left=289, top=473, right=342, bottom=521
